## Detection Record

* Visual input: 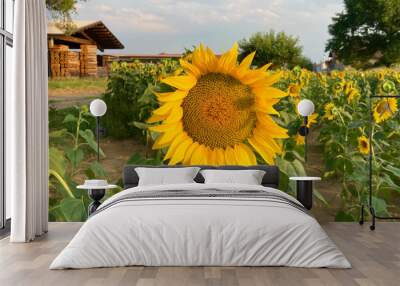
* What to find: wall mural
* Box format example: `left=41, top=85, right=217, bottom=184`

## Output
left=48, top=43, right=400, bottom=223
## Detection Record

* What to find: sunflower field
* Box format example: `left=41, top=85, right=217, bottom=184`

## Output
left=141, top=44, right=400, bottom=221
left=49, top=44, right=400, bottom=222
left=282, top=67, right=400, bottom=221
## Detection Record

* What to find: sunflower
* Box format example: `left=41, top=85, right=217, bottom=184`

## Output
left=346, top=88, right=360, bottom=104
left=307, top=113, right=318, bottom=128
left=323, top=103, right=335, bottom=120
left=287, top=84, right=301, bottom=97
left=358, top=135, right=369, bottom=155
left=337, top=71, right=345, bottom=80
left=373, top=98, right=398, bottom=123
left=344, top=82, right=360, bottom=103
left=333, top=82, right=344, bottom=93
left=294, top=134, right=305, bottom=145
left=382, top=80, right=396, bottom=93
left=377, top=71, right=385, bottom=81
left=148, top=43, right=288, bottom=165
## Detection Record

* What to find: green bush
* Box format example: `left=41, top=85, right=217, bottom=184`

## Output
left=102, top=60, right=179, bottom=139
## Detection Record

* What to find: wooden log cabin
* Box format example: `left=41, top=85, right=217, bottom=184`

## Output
left=47, top=21, right=124, bottom=78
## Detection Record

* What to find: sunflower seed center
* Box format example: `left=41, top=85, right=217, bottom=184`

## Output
left=182, top=73, right=256, bottom=148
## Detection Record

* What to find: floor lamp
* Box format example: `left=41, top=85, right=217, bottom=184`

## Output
left=89, top=99, right=107, bottom=162
left=297, top=99, right=315, bottom=163
left=85, top=99, right=107, bottom=215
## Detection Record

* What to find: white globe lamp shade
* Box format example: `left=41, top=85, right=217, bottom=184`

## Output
left=90, top=99, right=107, bottom=117
left=297, top=99, right=315, bottom=117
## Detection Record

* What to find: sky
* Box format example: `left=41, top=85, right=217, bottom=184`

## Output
left=74, top=0, right=344, bottom=62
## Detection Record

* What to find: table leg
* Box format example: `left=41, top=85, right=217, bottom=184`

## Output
left=296, top=181, right=313, bottom=210
left=88, top=189, right=105, bottom=215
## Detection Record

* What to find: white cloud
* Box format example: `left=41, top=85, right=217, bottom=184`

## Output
left=77, top=3, right=175, bottom=33
left=73, top=0, right=344, bottom=61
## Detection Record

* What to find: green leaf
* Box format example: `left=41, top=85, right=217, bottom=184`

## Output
left=383, top=165, right=400, bottom=178
left=48, top=205, right=67, bottom=222
left=291, top=159, right=306, bottom=177
left=49, top=129, right=68, bottom=139
left=60, top=197, right=87, bottom=222
left=88, top=161, right=107, bottom=179
left=49, top=147, right=66, bottom=177
left=79, top=129, right=105, bottom=157
left=49, top=169, right=75, bottom=199
left=66, top=148, right=84, bottom=169
left=133, top=121, right=150, bottom=130
left=371, top=196, right=388, bottom=216
left=314, top=189, right=328, bottom=205
left=63, top=114, right=77, bottom=123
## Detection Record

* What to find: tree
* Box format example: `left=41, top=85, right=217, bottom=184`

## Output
left=326, top=0, right=400, bottom=68
left=238, top=30, right=312, bottom=69
left=46, top=0, right=87, bottom=32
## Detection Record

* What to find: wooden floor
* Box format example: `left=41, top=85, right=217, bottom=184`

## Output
left=0, top=222, right=399, bottom=286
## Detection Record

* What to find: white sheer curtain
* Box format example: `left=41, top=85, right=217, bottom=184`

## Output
left=7, top=0, right=48, bottom=242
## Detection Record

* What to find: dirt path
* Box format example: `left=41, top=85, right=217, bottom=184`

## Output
left=99, top=137, right=148, bottom=183
left=306, top=129, right=342, bottom=222
left=49, top=88, right=104, bottom=109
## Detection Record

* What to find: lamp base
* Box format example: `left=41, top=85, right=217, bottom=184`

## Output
left=88, top=189, right=105, bottom=215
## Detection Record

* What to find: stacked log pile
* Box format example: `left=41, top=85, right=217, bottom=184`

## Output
left=80, top=45, right=97, bottom=77
left=59, top=50, right=69, bottom=77
left=49, top=44, right=98, bottom=78
left=49, top=45, right=68, bottom=78
left=67, top=51, right=80, bottom=77
left=49, top=48, right=61, bottom=77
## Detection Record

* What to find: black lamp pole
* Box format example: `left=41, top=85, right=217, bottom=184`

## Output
left=96, top=116, right=100, bottom=163
left=299, top=116, right=309, bottom=163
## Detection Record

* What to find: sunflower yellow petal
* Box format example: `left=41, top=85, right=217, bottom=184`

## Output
left=217, top=42, right=238, bottom=73
left=234, top=144, right=252, bottom=166
left=152, top=136, right=172, bottom=150
left=251, top=71, right=283, bottom=89
left=191, top=44, right=207, bottom=73
left=224, top=146, right=237, bottom=165
left=206, top=148, right=216, bottom=165
left=255, top=97, right=280, bottom=115
left=240, top=144, right=257, bottom=165
left=148, top=121, right=182, bottom=133
left=156, top=90, right=188, bottom=102
left=204, top=147, right=215, bottom=165
left=161, top=75, right=197, bottom=90
left=253, top=87, right=287, bottom=100
left=183, top=142, right=199, bottom=165
left=205, top=47, right=218, bottom=72
left=168, top=137, right=193, bottom=165
left=153, top=101, right=182, bottom=116
left=190, top=145, right=207, bottom=165
left=258, top=63, right=273, bottom=72
left=164, top=132, right=188, bottom=161
left=179, top=59, right=201, bottom=79
left=216, top=148, right=226, bottom=165
left=253, top=129, right=282, bottom=154
left=239, top=70, right=266, bottom=85
left=239, top=51, right=256, bottom=70
left=147, top=113, right=167, bottom=123
left=248, top=137, right=274, bottom=165
left=256, top=113, right=288, bottom=138
left=152, top=129, right=182, bottom=149
left=165, top=106, right=183, bottom=124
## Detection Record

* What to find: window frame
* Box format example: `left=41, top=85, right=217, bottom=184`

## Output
left=0, top=0, right=13, bottom=234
